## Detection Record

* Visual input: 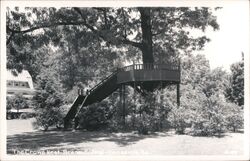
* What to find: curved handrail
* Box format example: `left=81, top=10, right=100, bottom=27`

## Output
left=88, top=70, right=118, bottom=94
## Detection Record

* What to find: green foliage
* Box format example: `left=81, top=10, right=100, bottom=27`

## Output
left=136, top=112, right=151, bottom=135
left=78, top=100, right=113, bottom=131
left=107, top=119, right=122, bottom=132
left=32, top=107, right=64, bottom=131
left=168, top=106, right=190, bottom=134
left=226, top=55, right=244, bottom=106
left=189, top=94, right=227, bottom=136
left=6, top=97, right=14, bottom=112
left=6, top=94, right=29, bottom=112
left=168, top=54, right=243, bottom=136
left=7, top=7, right=219, bottom=73
left=120, top=88, right=175, bottom=134
left=171, top=85, right=205, bottom=134
left=202, top=68, right=229, bottom=97
left=32, top=71, right=64, bottom=131
left=224, top=102, right=243, bottom=132
left=7, top=7, right=245, bottom=136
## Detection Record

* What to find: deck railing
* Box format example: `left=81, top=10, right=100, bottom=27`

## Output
left=120, top=62, right=180, bottom=72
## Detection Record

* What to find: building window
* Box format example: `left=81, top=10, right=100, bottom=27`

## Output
left=8, top=81, right=30, bottom=88
left=7, top=81, right=13, bottom=87
left=14, top=82, right=19, bottom=87
left=21, top=82, right=26, bottom=87
left=20, top=82, right=30, bottom=88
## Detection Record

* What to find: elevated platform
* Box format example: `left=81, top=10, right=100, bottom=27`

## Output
left=117, top=63, right=180, bottom=84
left=64, top=62, right=180, bottom=129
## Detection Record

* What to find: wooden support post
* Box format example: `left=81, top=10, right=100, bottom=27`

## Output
left=177, top=83, right=180, bottom=107
left=122, top=84, right=126, bottom=127
left=160, top=81, right=163, bottom=104
left=119, top=85, right=122, bottom=123
left=132, top=81, right=136, bottom=128
left=138, top=82, right=142, bottom=117
left=132, top=61, right=135, bottom=81
left=160, top=81, right=163, bottom=129
left=134, top=82, right=136, bottom=112
left=74, top=117, right=79, bottom=130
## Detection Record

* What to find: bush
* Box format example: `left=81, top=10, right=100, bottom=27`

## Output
left=188, top=94, right=225, bottom=136
left=7, top=94, right=29, bottom=113
left=32, top=107, right=64, bottom=131
left=185, top=97, right=243, bottom=136
left=124, top=89, right=175, bottom=134
left=224, top=103, right=243, bottom=132
left=78, top=102, right=110, bottom=131
left=177, top=84, right=237, bottom=136
left=135, top=112, right=151, bottom=135
left=168, top=107, right=190, bottom=134
left=32, top=72, right=64, bottom=131
left=190, top=116, right=225, bottom=136
left=134, top=112, right=170, bottom=135
left=107, top=119, right=120, bottom=132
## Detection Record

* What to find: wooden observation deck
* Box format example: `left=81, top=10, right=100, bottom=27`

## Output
left=64, top=62, right=181, bottom=129
left=117, top=63, right=180, bottom=84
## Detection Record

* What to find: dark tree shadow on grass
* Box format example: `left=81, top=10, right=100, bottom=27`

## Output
left=7, top=130, right=171, bottom=154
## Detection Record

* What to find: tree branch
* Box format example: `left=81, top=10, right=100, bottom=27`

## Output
left=8, top=8, right=143, bottom=49
left=7, top=21, right=85, bottom=34
left=121, top=38, right=142, bottom=49
left=152, top=31, right=162, bottom=36
left=6, top=21, right=86, bottom=45
left=73, top=7, right=143, bottom=49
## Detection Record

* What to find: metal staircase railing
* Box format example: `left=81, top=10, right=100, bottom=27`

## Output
left=74, top=94, right=89, bottom=118
left=88, top=70, right=118, bottom=94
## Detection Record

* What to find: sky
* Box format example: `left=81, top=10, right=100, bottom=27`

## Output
left=197, top=3, right=249, bottom=71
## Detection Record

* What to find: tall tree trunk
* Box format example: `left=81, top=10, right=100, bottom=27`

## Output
left=138, top=8, right=155, bottom=91
left=138, top=8, right=154, bottom=64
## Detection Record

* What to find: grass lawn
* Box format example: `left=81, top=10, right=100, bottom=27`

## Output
left=7, top=119, right=244, bottom=155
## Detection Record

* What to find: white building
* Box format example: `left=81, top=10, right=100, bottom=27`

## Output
left=7, top=70, right=35, bottom=98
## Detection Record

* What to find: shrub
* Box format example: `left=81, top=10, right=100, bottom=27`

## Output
left=189, top=94, right=229, bottom=136
left=168, top=107, right=190, bottom=134
left=190, top=115, right=226, bottom=136
left=7, top=94, right=29, bottom=113
left=78, top=102, right=110, bottom=131
left=224, top=103, right=243, bottom=132
left=136, top=112, right=151, bottom=135
left=125, top=88, right=175, bottom=134
left=186, top=96, right=243, bottom=136
left=32, top=72, right=64, bottom=131
left=135, top=112, right=170, bottom=134
left=32, top=107, right=64, bottom=131
left=107, top=119, right=120, bottom=132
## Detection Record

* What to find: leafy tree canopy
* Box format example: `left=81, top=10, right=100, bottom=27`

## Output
left=7, top=7, right=219, bottom=82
